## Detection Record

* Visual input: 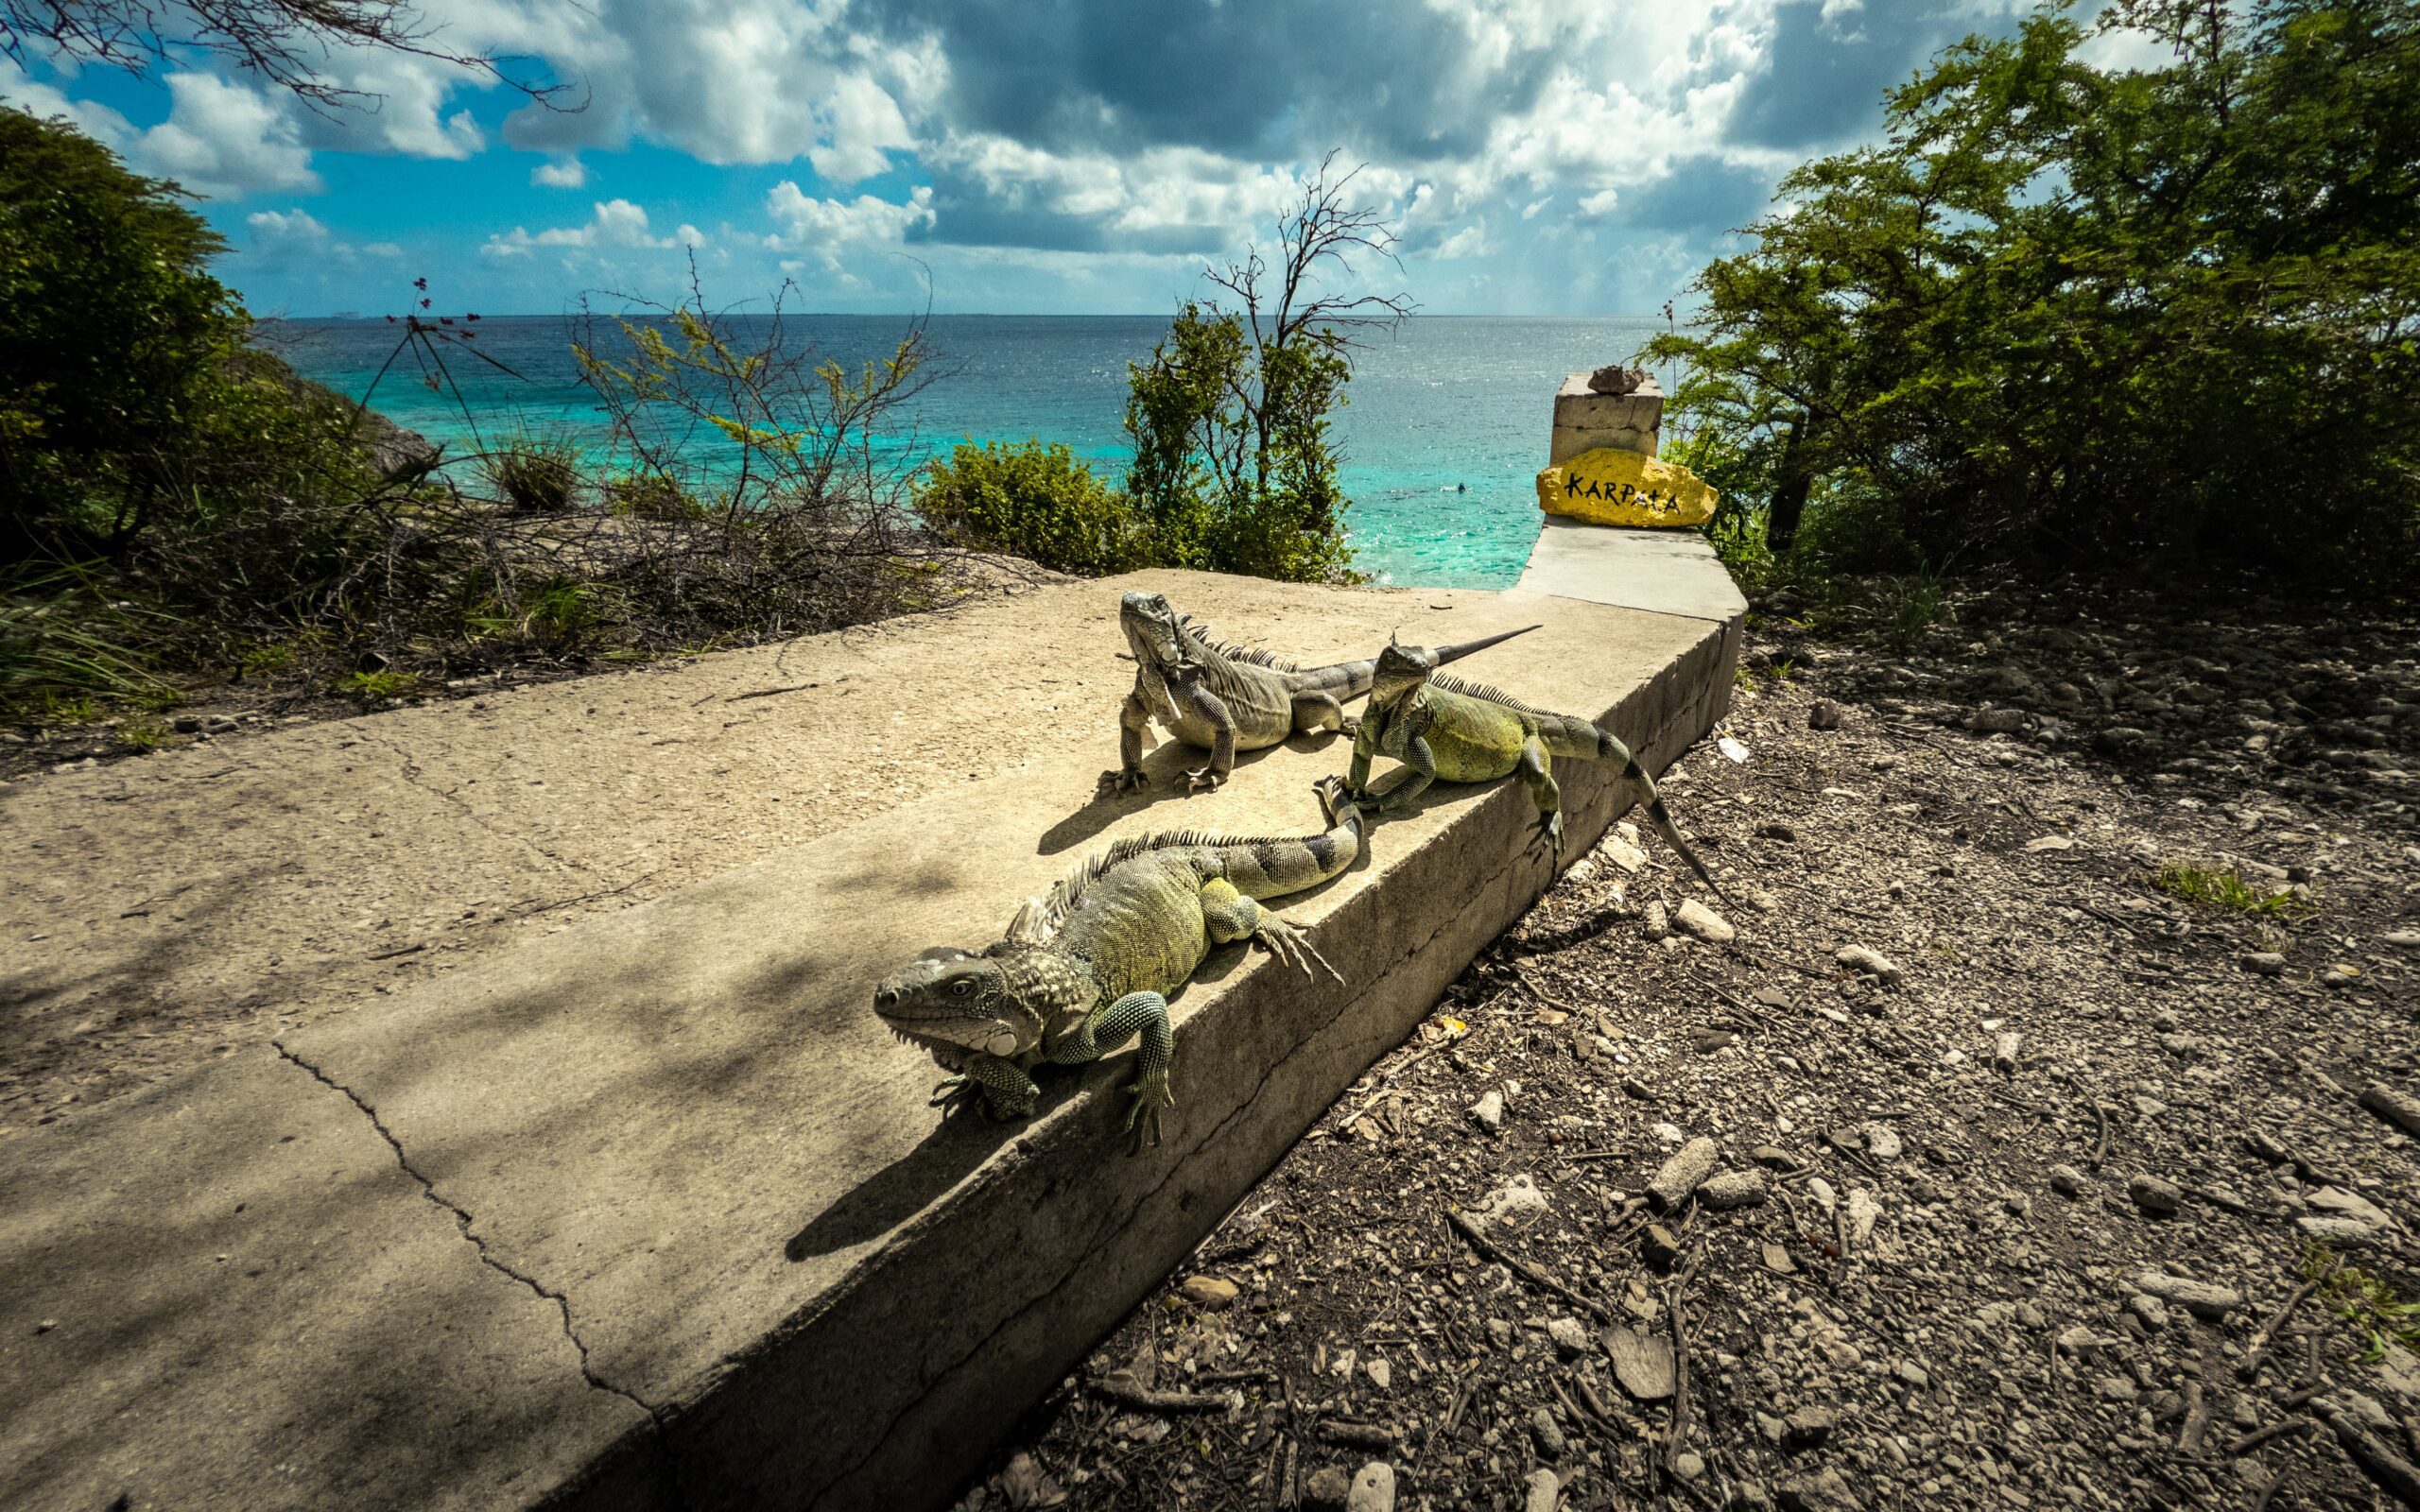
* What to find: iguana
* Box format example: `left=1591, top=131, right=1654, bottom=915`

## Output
left=872, top=777, right=1364, bottom=1151
left=1346, top=639, right=1724, bottom=896
left=1112, top=589, right=1536, bottom=793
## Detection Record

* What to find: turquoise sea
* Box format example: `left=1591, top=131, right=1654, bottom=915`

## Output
left=262, top=315, right=1672, bottom=588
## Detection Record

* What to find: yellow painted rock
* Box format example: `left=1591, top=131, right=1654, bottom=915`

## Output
left=1535, top=447, right=1717, bottom=528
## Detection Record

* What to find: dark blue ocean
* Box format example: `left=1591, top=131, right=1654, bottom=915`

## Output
left=261, top=315, right=1671, bottom=588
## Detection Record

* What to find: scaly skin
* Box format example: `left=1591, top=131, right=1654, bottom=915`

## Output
left=873, top=778, right=1365, bottom=1151
left=1348, top=641, right=1725, bottom=897
left=1112, top=591, right=1536, bottom=794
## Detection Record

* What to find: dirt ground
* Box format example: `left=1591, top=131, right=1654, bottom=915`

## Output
left=956, top=584, right=2420, bottom=1512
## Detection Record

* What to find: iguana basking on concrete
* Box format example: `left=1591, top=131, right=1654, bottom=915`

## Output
left=1347, top=639, right=1724, bottom=896
left=1112, top=589, right=1536, bottom=793
left=873, top=777, right=1364, bottom=1151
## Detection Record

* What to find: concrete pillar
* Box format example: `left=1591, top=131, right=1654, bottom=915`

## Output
left=1550, top=372, right=1663, bottom=465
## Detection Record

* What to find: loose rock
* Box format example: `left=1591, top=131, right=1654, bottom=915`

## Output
left=1345, top=1461, right=1395, bottom=1512
left=1649, top=1136, right=1720, bottom=1211
left=1675, top=899, right=1735, bottom=943
left=1523, top=1468, right=1560, bottom=1512
left=1530, top=1406, right=1565, bottom=1459
left=1180, top=1275, right=1239, bottom=1310
left=1698, top=1168, right=1769, bottom=1210
left=2135, top=1271, right=2242, bottom=1320
left=2128, top=1174, right=2183, bottom=1215
left=2360, top=1080, right=2420, bottom=1139
left=1470, top=1090, right=1504, bottom=1133
left=1835, top=945, right=1903, bottom=985
left=1603, top=1326, right=1677, bottom=1400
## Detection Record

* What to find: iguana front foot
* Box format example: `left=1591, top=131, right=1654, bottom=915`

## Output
left=1124, top=1069, right=1175, bottom=1153
left=1102, top=765, right=1150, bottom=795
left=1531, top=811, right=1565, bottom=858
left=1337, top=715, right=1361, bottom=737
left=1254, top=916, right=1342, bottom=983
left=1184, top=765, right=1227, bottom=794
left=929, top=1074, right=1034, bottom=1123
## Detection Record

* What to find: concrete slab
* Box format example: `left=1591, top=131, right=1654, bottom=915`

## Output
left=1549, top=371, right=1664, bottom=464
left=1512, top=517, right=1750, bottom=625
left=0, top=568, right=1741, bottom=1512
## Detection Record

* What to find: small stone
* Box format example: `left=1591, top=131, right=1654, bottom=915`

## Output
left=1673, top=1451, right=1705, bottom=1480
left=1675, top=899, right=1735, bottom=943
left=1643, top=902, right=1670, bottom=940
left=2096, top=1376, right=2138, bottom=1402
left=1896, top=1362, right=1931, bottom=1389
left=2128, top=1294, right=2168, bottom=1331
left=2307, top=1185, right=2394, bottom=1231
left=1479, top=1174, right=1552, bottom=1226
left=1649, top=1136, right=1720, bottom=1211
left=1784, top=1406, right=1837, bottom=1450
left=1486, top=1318, right=1512, bottom=1349
left=1834, top=945, right=1903, bottom=985
left=1599, top=833, right=1650, bottom=873
left=2024, top=834, right=2075, bottom=852
left=1603, top=1325, right=1677, bottom=1400
left=2016, top=1302, right=2047, bottom=1329
left=2057, top=1324, right=2112, bottom=1357
left=1625, top=1078, right=1657, bottom=1102
left=1993, top=1031, right=2021, bottom=1072
left=1846, top=1188, right=1883, bottom=1243
left=1181, top=1275, right=1240, bottom=1309
left=1547, top=1316, right=1590, bottom=1355
left=1524, top=1468, right=1561, bottom=1512
left=2359, top=1081, right=2420, bottom=1139
left=1778, top=1467, right=1859, bottom=1512
left=1698, top=1169, right=1768, bottom=1210
left=2048, top=1164, right=2088, bottom=1197
left=1860, top=1123, right=1903, bottom=1160
left=2135, top=1272, right=2242, bottom=1319
left=1752, top=1144, right=1796, bottom=1169
left=1470, top=1090, right=1505, bottom=1133
left=1345, top=1462, right=1396, bottom=1512
left=2382, top=931, right=2420, bottom=949
left=1691, top=1030, right=1737, bottom=1054
left=2296, top=1215, right=2382, bottom=1246
left=1761, top=1242, right=1798, bottom=1275
left=1530, top=1407, right=1566, bottom=1459
left=1807, top=701, right=1841, bottom=731
left=1305, top=1468, right=1353, bottom=1512
left=2128, top=1174, right=2183, bottom=1215
left=1642, top=1223, right=1683, bottom=1272
left=999, top=1452, right=1063, bottom=1509
left=2240, top=952, right=2287, bottom=976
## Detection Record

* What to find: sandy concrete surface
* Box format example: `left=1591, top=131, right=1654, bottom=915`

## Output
left=0, top=568, right=1738, bottom=1512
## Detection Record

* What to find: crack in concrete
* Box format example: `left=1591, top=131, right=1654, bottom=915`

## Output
left=271, top=1040, right=684, bottom=1505
left=355, top=730, right=596, bottom=881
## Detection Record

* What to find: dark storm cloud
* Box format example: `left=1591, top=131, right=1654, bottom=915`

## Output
left=868, top=0, right=1558, bottom=164
left=1729, top=0, right=2010, bottom=150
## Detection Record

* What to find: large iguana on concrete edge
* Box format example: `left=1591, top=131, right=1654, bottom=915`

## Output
left=1347, top=639, right=1724, bottom=897
left=873, top=777, right=1365, bottom=1151
left=1112, top=590, right=1537, bottom=794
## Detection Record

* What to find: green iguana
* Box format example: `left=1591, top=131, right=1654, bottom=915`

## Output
left=1113, top=589, right=1536, bottom=793
left=872, top=777, right=1364, bottom=1150
left=1347, top=639, right=1724, bottom=896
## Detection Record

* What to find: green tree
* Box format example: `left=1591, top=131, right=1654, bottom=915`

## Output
left=1123, top=154, right=1411, bottom=582
left=1646, top=0, right=2420, bottom=589
left=916, top=439, right=1148, bottom=576
left=0, top=107, right=249, bottom=564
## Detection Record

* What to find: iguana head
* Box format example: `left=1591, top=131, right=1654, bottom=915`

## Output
left=872, top=948, right=1038, bottom=1060
left=1370, top=636, right=1440, bottom=706
left=1118, top=590, right=1190, bottom=674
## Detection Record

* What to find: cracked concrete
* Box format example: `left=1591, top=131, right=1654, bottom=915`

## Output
left=0, top=564, right=1737, bottom=1511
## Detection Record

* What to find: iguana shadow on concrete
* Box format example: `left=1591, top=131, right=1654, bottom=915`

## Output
left=1036, top=731, right=1345, bottom=857
left=784, top=1082, right=1076, bottom=1261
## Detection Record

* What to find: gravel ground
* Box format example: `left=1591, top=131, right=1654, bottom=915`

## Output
left=956, top=584, right=2420, bottom=1512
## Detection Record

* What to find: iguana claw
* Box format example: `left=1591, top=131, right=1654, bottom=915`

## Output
left=1337, top=715, right=1361, bottom=737
left=1124, top=1071, right=1175, bottom=1154
left=1184, top=765, right=1226, bottom=793
left=929, top=1074, right=977, bottom=1114
left=1103, top=766, right=1149, bottom=795
left=1256, top=917, right=1343, bottom=983
left=1531, top=811, right=1564, bottom=857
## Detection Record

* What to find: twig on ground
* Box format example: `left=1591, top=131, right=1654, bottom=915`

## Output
left=1089, top=1379, right=1233, bottom=1415
left=1317, top=1420, right=1394, bottom=1452
left=2242, top=1278, right=2326, bottom=1383
left=1443, top=1206, right=1612, bottom=1323
left=2228, top=1418, right=2316, bottom=1457
left=2087, top=1097, right=2111, bottom=1172
left=2324, top=1409, right=2420, bottom=1509
left=1512, top=961, right=1587, bottom=1017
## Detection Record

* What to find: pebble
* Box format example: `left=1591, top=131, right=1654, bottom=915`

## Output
left=2057, top=1324, right=2113, bottom=1357
left=1649, top=1137, right=1720, bottom=1211
left=1180, top=1275, right=1240, bottom=1309
left=2127, top=1174, right=2183, bottom=1215
left=2240, top=951, right=2287, bottom=975
left=2096, top=1376, right=2138, bottom=1402
left=1530, top=1408, right=1565, bottom=1460
left=2135, top=1271, right=2242, bottom=1319
left=1547, top=1316, right=1590, bottom=1355
left=1305, top=1468, right=1352, bottom=1512
left=1777, top=1467, right=1859, bottom=1512
left=1859, top=1122, right=1903, bottom=1160
left=1643, top=902, right=1670, bottom=940
left=2127, top=1295, right=2168, bottom=1331
left=2296, top=1215, right=2382, bottom=1247
left=1366, top=1357, right=1392, bottom=1390
left=1523, top=1468, right=1560, bottom=1512
left=1698, top=1169, right=1769, bottom=1210
left=2384, top=931, right=2420, bottom=949
left=1470, top=1090, right=1504, bottom=1133
left=1479, top=1174, right=1552, bottom=1225
left=1604, top=1325, right=1677, bottom=1400
left=1642, top=1224, right=1683, bottom=1272
left=2048, top=1163, right=2089, bottom=1197
left=1807, top=700, right=1841, bottom=730
left=1993, top=1031, right=2021, bottom=1072
left=1673, top=1451, right=1705, bottom=1480
left=1785, top=1407, right=1838, bottom=1450
left=1345, top=1461, right=1395, bottom=1512
left=1834, top=945, right=1903, bottom=985
left=1846, top=1188, right=1883, bottom=1243
left=1675, top=899, right=1735, bottom=943
left=1896, top=1362, right=1931, bottom=1389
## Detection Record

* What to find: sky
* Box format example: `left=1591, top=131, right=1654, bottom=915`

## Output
left=1, top=0, right=2077, bottom=318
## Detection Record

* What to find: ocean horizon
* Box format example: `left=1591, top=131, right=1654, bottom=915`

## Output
left=264, top=313, right=1680, bottom=589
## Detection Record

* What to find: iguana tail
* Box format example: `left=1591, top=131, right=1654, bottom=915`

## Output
left=1542, top=719, right=1725, bottom=901
left=1212, top=775, right=1367, bottom=900
left=1305, top=624, right=1541, bottom=702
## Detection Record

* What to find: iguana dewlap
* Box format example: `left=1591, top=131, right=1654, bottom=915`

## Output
left=872, top=778, right=1365, bottom=1151
left=1113, top=590, right=1535, bottom=793
left=1348, top=640, right=1724, bottom=897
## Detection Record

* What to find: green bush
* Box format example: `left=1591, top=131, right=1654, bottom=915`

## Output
left=916, top=439, right=1149, bottom=576
left=602, top=471, right=703, bottom=521
left=1647, top=0, right=2420, bottom=593
left=486, top=436, right=579, bottom=514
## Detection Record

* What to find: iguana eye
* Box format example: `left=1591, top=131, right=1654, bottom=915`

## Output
left=949, top=979, right=974, bottom=997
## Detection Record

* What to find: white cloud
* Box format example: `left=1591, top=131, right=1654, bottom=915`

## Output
left=532, top=158, right=589, bottom=188
left=1577, top=188, right=1621, bottom=218
left=765, top=182, right=936, bottom=248
left=247, top=209, right=330, bottom=242
left=484, top=198, right=708, bottom=258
